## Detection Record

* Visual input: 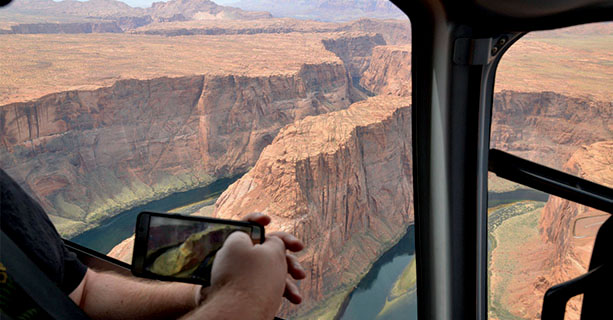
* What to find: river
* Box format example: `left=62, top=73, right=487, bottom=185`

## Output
left=70, top=181, right=545, bottom=319
left=70, top=175, right=241, bottom=253
left=337, top=226, right=417, bottom=320
left=334, top=187, right=547, bottom=319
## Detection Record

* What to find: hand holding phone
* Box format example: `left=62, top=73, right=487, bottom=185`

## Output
left=131, top=211, right=264, bottom=286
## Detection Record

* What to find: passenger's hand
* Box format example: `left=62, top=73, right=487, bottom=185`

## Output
left=244, top=212, right=306, bottom=304
left=208, top=231, right=287, bottom=319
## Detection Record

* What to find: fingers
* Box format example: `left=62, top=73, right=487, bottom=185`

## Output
left=243, top=212, right=271, bottom=226
left=286, top=254, right=306, bottom=280
left=261, top=235, right=286, bottom=253
left=223, top=230, right=254, bottom=251
left=283, top=278, right=302, bottom=304
left=239, top=215, right=306, bottom=305
left=268, top=231, right=304, bottom=252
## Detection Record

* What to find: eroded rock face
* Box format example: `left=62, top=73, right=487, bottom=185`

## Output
left=211, top=95, right=413, bottom=317
left=322, top=33, right=387, bottom=83
left=491, top=91, right=613, bottom=170
left=540, top=140, right=613, bottom=277
left=0, top=62, right=354, bottom=236
left=360, top=44, right=411, bottom=97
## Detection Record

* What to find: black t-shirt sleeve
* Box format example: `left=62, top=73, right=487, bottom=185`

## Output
left=0, top=169, right=88, bottom=294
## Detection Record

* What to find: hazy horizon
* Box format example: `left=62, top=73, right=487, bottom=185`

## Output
left=49, top=0, right=239, bottom=8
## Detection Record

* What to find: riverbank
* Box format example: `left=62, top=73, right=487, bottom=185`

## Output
left=291, top=224, right=415, bottom=320
left=488, top=200, right=546, bottom=320
left=334, top=225, right=416, bottom=320
left=52, top=171, right=218, bottom=238
left=71, top=175, right=242, bottom=253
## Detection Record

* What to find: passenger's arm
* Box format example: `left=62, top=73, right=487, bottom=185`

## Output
left=69, top=212, right=305, bottom=320
left=70, top=232, right=292, bottom=320
left=69, top=269, right=199, bottom=320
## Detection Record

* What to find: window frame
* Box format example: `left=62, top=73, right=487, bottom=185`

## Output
left=400, top=0, right=613, bottom=319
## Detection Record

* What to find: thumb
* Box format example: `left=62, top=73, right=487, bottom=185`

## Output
left=222, top=231, right=254, bottom=251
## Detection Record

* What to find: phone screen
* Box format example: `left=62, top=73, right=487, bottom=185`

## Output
left=133, top=212, right=263, bottom=285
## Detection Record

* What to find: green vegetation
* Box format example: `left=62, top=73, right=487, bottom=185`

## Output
left=487, top=201, right=544, bottom=233
left=56, top=169, right=216, bottom=238
left=488, top=201, right=544, bottom=320
left=376, top=291, right=415, bottom=320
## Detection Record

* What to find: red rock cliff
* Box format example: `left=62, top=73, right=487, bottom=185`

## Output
left=0, top=62, right=354, bottom=236
left=491, top=91, right=613, bottom=169
left=322, top=33, right=387, bottom=83
left=211, top=95, right=413, bottom=317
left=360, top=44, right=411, bottom=97
left=540, top=140, right=613, bottom=282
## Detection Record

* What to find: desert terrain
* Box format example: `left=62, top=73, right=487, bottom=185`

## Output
left=487, top=24, right=613, bottom=320
left=1, top=1, right=414, bottom=318
left=1, top=0, right=612, bottom=319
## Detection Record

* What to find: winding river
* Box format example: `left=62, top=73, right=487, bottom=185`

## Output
left=337, top=226, right=417, bottom=320
left=71, top=175, right=241, bottom=253
left=70, top=181, right=547, bottom=319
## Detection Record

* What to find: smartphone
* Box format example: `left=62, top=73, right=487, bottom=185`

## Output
left=131, top=211, right=264, bottom=286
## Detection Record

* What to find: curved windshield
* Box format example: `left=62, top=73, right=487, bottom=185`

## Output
left=489, top=22, right=612, bottom=320
left=0, top=0, right=414, bottom=318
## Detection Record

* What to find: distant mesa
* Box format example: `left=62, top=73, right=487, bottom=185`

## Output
left=1, top=0, right=272, bottom=34
left=148, top=0, right=271, bottom=20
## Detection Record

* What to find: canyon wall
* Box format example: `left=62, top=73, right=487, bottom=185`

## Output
left=1, top=16, right=154, bottom=34
left=322, top=33, right=387, bottom=84
left=0, top=62, right=355, bottom=237
left=360, top=44, right=411, bottom=96
left=210, top=95, right=414, bottom=317
left=491, top=91, right=613, bottom=169
left=537, top=141, right=613, bottom=318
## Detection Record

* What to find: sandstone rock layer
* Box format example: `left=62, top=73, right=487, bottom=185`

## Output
left=0, top=62, right=355, bottom=236
left=211, top=95, right=414, bottom=317
left=360, top=44, right=411, bottom=97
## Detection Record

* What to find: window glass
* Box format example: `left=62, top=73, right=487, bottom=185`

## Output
left=492, top=22, right=613, bottom=176
left=489, top=22, right=612, bottom=320
left=488, top=175, right=608, bottom=320
left=0, top=0, right=413, bottom=318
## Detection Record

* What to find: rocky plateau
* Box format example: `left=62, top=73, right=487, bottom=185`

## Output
left=0, top=30, right=388, bottom=237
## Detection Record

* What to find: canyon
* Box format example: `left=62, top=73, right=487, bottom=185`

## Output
left=211, top=95, right=414, bottom=318
left=2, top=2, right=612, bottom=319
left=0, top=30, right=390, bottom=237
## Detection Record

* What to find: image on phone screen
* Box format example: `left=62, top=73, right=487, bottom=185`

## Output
left=142, top=215, right=258, bottom=284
